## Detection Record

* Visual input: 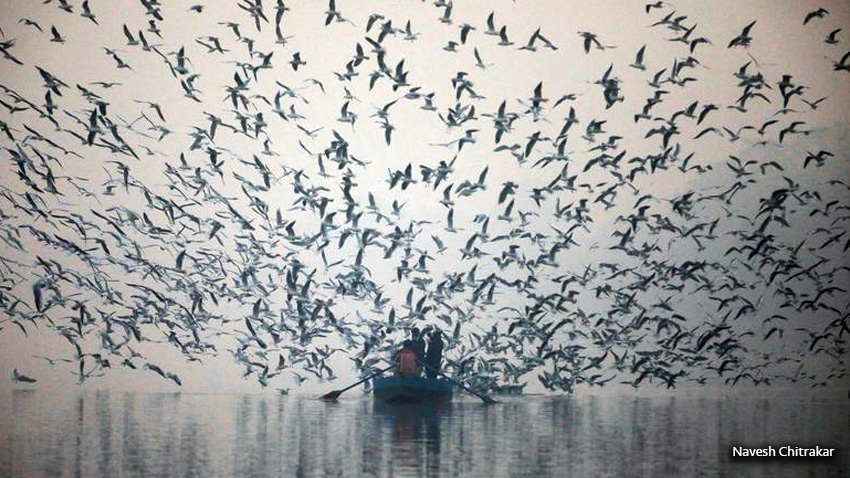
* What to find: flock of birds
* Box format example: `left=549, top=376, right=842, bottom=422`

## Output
left=0, top=0, right=848, bottom=395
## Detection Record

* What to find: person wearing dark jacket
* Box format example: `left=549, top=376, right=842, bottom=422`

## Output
left=425, top=329, right=444, bottom=379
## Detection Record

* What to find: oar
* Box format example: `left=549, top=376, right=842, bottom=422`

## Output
left=418, top=360, right=497, bottom=404
left=320, top=365, right=395, bottom=401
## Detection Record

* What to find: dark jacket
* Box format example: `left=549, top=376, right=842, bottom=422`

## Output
left=425, top=335, right=444, bottom=371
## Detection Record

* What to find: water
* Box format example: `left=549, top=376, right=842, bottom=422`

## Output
left=0, top=391, right=846, bottom=478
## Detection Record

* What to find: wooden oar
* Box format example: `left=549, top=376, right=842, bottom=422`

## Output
left=418, top=360, right=497, bottom=404
left=319, top=365, right=395, bottom=401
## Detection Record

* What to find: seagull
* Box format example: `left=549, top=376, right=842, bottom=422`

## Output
left=578, top=31, right=612, bottom=53
left=803, top=8, right=828, bottom=25
left=498, top=26, right=513, bottom=46
left=80, top=1, right=98, bottom=24
left=630, top=45, right=647, bottom=70
left=13, top=368, right=37, bottom=383
left=49, top=26, right=66, bottom=43
left=831, top=51, right=850, bottom=72
left=728, top=21, right=756, bottom=48
left=825, top=28, right=841, bottom=45
left=290, top=52, right=306, bottom=71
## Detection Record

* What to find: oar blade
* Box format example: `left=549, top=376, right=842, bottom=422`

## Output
left=318, top=365, right=394, bottom=401
left=319, top=390, right=342, bottom=401
left=465, top=387, right=498, bottom=404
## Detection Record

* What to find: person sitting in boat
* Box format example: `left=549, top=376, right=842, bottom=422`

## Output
left=396, top=339, right=420, bottom=377
left=425, top=329, right=444, bottom=379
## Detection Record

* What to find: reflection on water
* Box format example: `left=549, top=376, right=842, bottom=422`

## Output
left=0, top=391, right=846, bottom=477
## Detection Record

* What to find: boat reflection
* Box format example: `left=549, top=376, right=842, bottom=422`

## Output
left=374, top=402, right=449, bottom=476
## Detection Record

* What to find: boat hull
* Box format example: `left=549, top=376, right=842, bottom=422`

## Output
left=373, top=376, right=453, bottom=403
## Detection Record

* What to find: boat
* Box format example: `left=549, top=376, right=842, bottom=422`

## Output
left=373, top=376, right=454, bottom=403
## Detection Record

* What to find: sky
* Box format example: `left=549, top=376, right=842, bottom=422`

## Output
left=0, top=0, right=848, bottom=396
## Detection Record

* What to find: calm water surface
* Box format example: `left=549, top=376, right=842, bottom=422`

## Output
left=0, top=391, right=846, bottom=477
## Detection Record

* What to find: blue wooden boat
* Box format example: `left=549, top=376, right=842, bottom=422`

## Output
left=373, top=376, right=454, bottom=403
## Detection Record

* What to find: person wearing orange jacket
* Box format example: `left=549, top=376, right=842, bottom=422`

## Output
left=396, top=340, right=419, bottom=376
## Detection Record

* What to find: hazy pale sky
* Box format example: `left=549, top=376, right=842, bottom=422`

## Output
left=0, top=0, right=848, bottom=395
